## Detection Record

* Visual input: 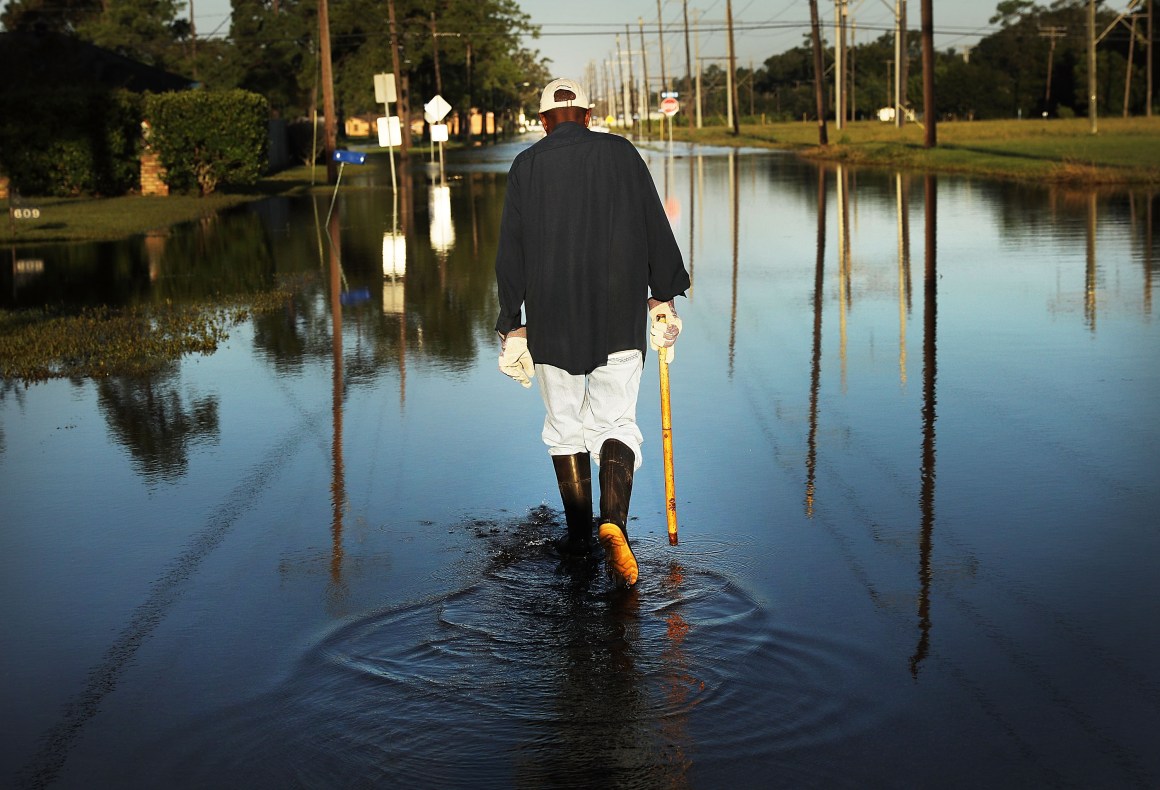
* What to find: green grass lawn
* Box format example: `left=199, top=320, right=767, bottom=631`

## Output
left=4, top=118, right=1157, bottom=245
left=669, top=116, right=1160, bottom=184
left=1, top=165, right=321, bottom=245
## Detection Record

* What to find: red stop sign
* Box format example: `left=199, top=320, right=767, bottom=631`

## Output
left=660, top=97, right=680, bottom=117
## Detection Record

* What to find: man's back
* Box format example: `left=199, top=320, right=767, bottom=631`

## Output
left=495, top=123, right=687, bottom=375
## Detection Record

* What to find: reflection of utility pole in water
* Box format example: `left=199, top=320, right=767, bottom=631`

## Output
left=687, top=153, right=696, bottom=294
left=383, top=176, right=409, bottom=408
left=836, top=165, right=851, bottom=391
left=806, top=168, right=827, bottom=518
left=728, top=151, right=740, bottom=378
left=696, top=154, right=704, bottom=263
left=659, top=562, right=695, bottom=783
left=1145, top=191, right=1154, bottom=315
left=910, top=173, right=938, bottom=678
left=1085, top=191, right=1098, bottom=331
left=327, top=210, right=348, bottom=608
left=896, top=173, right=912, bottom=386
left=468, top=172, right=480, bottom=258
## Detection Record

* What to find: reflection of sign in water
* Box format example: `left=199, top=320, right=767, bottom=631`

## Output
left=382, top=280, right=405, bottom=315
left=429, top=185, right=455, bottom=254
left=383, top=232, right=406, bottom=278
left=382, top=232, right=406, bottom=315
left=664, top=196, right=681, bottom=228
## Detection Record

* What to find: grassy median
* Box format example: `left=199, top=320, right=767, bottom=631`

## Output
left=666, top=116, right=1160, bottom=185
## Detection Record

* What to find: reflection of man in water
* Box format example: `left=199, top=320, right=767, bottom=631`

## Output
left=495, top=77, right=690, bottom=586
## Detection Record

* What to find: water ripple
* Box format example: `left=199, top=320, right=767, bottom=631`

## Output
left=135, top=508, right=892, bottom=788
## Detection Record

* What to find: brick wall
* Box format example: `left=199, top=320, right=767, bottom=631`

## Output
left=140, top=152, right=169, bottom=196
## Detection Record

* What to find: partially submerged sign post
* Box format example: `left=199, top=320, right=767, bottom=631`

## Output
left=374, top=72, right=401, bottom=234
left=660, top=96, right=679, bottom=161
left=325, top=149, right=367, bottom=229
left=424, top=94, right=453, bottom=185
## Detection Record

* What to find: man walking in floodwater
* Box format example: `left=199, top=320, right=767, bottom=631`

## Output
left=495, top=77, right=690, bottom=587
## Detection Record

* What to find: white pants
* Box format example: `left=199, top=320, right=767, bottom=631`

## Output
left=537, top=350, right=644, bottom=470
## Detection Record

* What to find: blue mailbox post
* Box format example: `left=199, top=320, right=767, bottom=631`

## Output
left=325, top=150, right=368, bottom=228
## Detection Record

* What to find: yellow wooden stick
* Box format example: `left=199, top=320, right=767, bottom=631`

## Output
left=658, top=317, right=678, bottom=546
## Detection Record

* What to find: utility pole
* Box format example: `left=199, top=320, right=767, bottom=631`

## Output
left=1039, top=26, right=1066, bottom=108
left=834, top=0, right=846, bottom=130
left=616, top=34, right=626, bottom=126
left=1148, top=0, right=1154, bottom=116
left=640, top=18, right=652, bottom=135
left=894, top=0, right=904, bottom=126
left=920, top=0, right=935, bottom=146
left=750, top=57, right=755, bottom=117
left=1089, top=0, right=1098, bottom=133
left=850, top=19, right=856, bottom=122
left=1125, top=13, right=1137, bottom=116
left=626, top=25, right=637, bottom=128
left=694, top=11, right=703, bottom=128
left=387, top=0, right=409, bottom=160
left=809, top=0, right=828, bottom=144
left=431, top=13, right=443, bottom=96
left=683, top=0, right=694, bottom=129
left=898, top=0, right=909, bottom=126
left=189, top=0, right=198, bottom=80
left=604, top=59, right=615, bottom=120
left=319, top=0, right=337, bottom=181
left=657, top=0, right=668, bottom=96
left=727, top=0, right=740, bottom=134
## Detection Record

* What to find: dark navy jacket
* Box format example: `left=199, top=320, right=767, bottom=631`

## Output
left=494, top=122, right=690, bottom=375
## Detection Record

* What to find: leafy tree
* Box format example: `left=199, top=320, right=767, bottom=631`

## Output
left=226, top=0, right=318, bottom=116
left=74, top=0, right=186, bottom=69
left=0, top=0, right=101, bottom=33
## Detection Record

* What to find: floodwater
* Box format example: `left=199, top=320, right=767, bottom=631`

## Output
left=2, top=138, right=1158, bottom=788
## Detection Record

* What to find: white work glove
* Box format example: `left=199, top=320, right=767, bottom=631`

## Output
left=498, top=334, right=535, bottom=388
left=648, top=301, right=682, bottom=363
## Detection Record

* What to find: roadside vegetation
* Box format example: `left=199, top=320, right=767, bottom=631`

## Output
left=0, top=165, right=318, bottom=244
left=0, top=289, right=296, bottom=382
left=5, top=114, right=1156, bottom=247
left=665, top=116, right=1160, bottom=185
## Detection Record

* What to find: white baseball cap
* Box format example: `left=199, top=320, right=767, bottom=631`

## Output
left=539, top=78, right=592, bottom=113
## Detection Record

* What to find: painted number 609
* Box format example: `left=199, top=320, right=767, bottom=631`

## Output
left=11, top=208, right=41, bottom=219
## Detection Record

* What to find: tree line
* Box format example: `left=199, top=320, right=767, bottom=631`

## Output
left=1, top=0, right=551, bottom=128
left=2, top=0, right=1153, bottom=127
left=738, top=0, right=1155, bottom=123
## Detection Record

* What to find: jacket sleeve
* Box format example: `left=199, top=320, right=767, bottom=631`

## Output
left=494, top=168, right=526, bottom=335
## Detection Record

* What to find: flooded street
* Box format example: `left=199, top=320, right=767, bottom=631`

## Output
left=2, top=140, right=1158, bottom=788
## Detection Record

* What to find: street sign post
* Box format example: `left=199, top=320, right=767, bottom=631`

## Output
left=659, top=97, right=679, bottom=164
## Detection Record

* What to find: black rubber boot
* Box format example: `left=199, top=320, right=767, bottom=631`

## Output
left=552, top=452, right=593, bottom=556
left=598, top=438, right=638, bottom=586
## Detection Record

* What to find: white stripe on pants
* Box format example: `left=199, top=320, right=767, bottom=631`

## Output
left=537, top=350, right=644, bottom=470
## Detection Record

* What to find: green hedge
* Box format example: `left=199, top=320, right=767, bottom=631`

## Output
left=0, top=88, right=143, bottom=197
left=145, top=90, right=269, bottom=196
